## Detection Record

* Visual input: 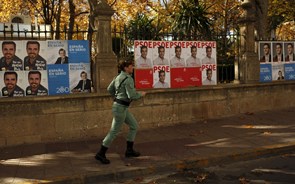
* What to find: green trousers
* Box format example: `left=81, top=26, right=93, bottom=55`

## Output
left=102, top=103, right=138, bottom=147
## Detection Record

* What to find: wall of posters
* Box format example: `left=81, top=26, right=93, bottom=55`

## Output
left=134, top=40, right=217, bottom=89
left=0, top=40, right=91, bottom=97
left=259, top=41, right=295, bottom=82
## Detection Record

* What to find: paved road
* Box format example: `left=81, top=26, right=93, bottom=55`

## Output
left=115, top=151, right=295, bottom=184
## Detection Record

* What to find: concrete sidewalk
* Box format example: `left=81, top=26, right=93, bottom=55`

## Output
left=1, top=108, right=295, bottom=184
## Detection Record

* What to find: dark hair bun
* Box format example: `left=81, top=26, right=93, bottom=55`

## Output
left=118, top=58, right=133, bottom=71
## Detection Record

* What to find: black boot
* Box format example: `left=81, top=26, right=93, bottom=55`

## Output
left=95, top=145, right=110, bottom=164
left=125, top=141, right=141, bottom=157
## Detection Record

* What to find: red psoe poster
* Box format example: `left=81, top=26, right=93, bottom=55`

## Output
left=134, top=69, right=153, bottom=89
left=185, top=67, right=202, bottom=87
left=170, top=68, right=186, bottom=88
left=134, top=40, right=217, bottom=89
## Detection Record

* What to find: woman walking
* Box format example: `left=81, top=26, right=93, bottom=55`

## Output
left=95, top=59, right=146, bottom=164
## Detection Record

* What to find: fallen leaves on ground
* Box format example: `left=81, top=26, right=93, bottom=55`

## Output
left=194, top=173, right=208, bottom=183
left=262, top=131, right=272, bottom=135
left=239, top=177, right=250, bottom=184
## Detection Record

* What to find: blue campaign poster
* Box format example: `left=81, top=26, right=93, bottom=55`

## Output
left=68, top=40, right=90, bottom=63
left=284, top=63, right=295, bottom=80
left=69, top=63, right=91, bottom=93
left=46, top=40, right=68, bottom=65
left=259, top=64, right=272, bottom=82
left=47, top=65, right=70, bottom=95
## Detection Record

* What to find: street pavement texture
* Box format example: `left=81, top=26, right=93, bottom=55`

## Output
left=0, top=108, right=294, bottom=184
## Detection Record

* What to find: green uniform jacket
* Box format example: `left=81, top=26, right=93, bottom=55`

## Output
left=107, top=71, right=142, bottom=101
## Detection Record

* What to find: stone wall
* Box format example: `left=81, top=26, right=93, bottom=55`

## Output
left=0, top=81, right=295, bottom=147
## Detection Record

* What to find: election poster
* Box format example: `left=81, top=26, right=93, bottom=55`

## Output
left=134, top=69, right=153, bottom=89
left=68, top=40, right=90, bottom=63
left=185, top=67, right=202, bottom=87
left=272, top=63, right=284, bottom=81
left=0, top=71, right=26, bottom=97
left=284, top=63, right=295, bottom=80
left=68, top=40, right=92, bottom=93
left=153, top=65, right=170, bottom=88
left=0, top=40, right=91, bottom=98
left=258, top=41, right=295, bottom=82
left=24, top=70, right=48, bottom=96
left=46, top=40, right=68, bottom=65
left=259, top=64, right=272, bottom=82
left=46, top=40, right=69, bottom=95
left=0, top=40, right=24, bottom=71
left=259, top=42, right=272, bottom=63
left=272, top=42, right=284, bottom=63
left=134, top=40, right=217, bottom=89
left=23, top=40, right=47, bottom=71
left=47, top=65, right=69, bottom=95
left=170, top=68, right=186, bottom=88
left=69, top=63, right=92, bottom=93
left=201, top=64, right=217, bottom=85
left=284, top=42, right=295, bottom=62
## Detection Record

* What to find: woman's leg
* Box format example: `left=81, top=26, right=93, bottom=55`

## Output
left=96, top=104, right=127, bottom=164
left=124, top=109, right=138, bottom=142
left=124, top=110, right=140, bottom=157
left=102, top=104, right=127, bottom=147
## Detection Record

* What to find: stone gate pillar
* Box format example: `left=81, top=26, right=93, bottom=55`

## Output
left=239, top=0, right=260, bottom=83
left=90, top=0, right=117, bottom=93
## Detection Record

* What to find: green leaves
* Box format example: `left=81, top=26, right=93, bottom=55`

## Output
left=125, top=13, right=162, bottom=40
left=170, top=0, right=212, bottom=40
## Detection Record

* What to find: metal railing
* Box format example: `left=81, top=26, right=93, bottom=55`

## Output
left=112, top=26, right=240, bottom=83
left=0, top=23, right=52, bottom=40
left=0, top=23, right=240, bottom=83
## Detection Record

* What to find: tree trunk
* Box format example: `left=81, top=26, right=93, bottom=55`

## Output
left=68, top=0, right=75, bottom=40
left=55, top=0, right=63, bottom=39
left=255, top=0, right=269, bottom=40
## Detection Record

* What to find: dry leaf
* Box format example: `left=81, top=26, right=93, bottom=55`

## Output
left=239, top=177, right=250, bottom=184
left=195, top=173, right=208, bottom=182
left=262, top=131, right=272, bottom=135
